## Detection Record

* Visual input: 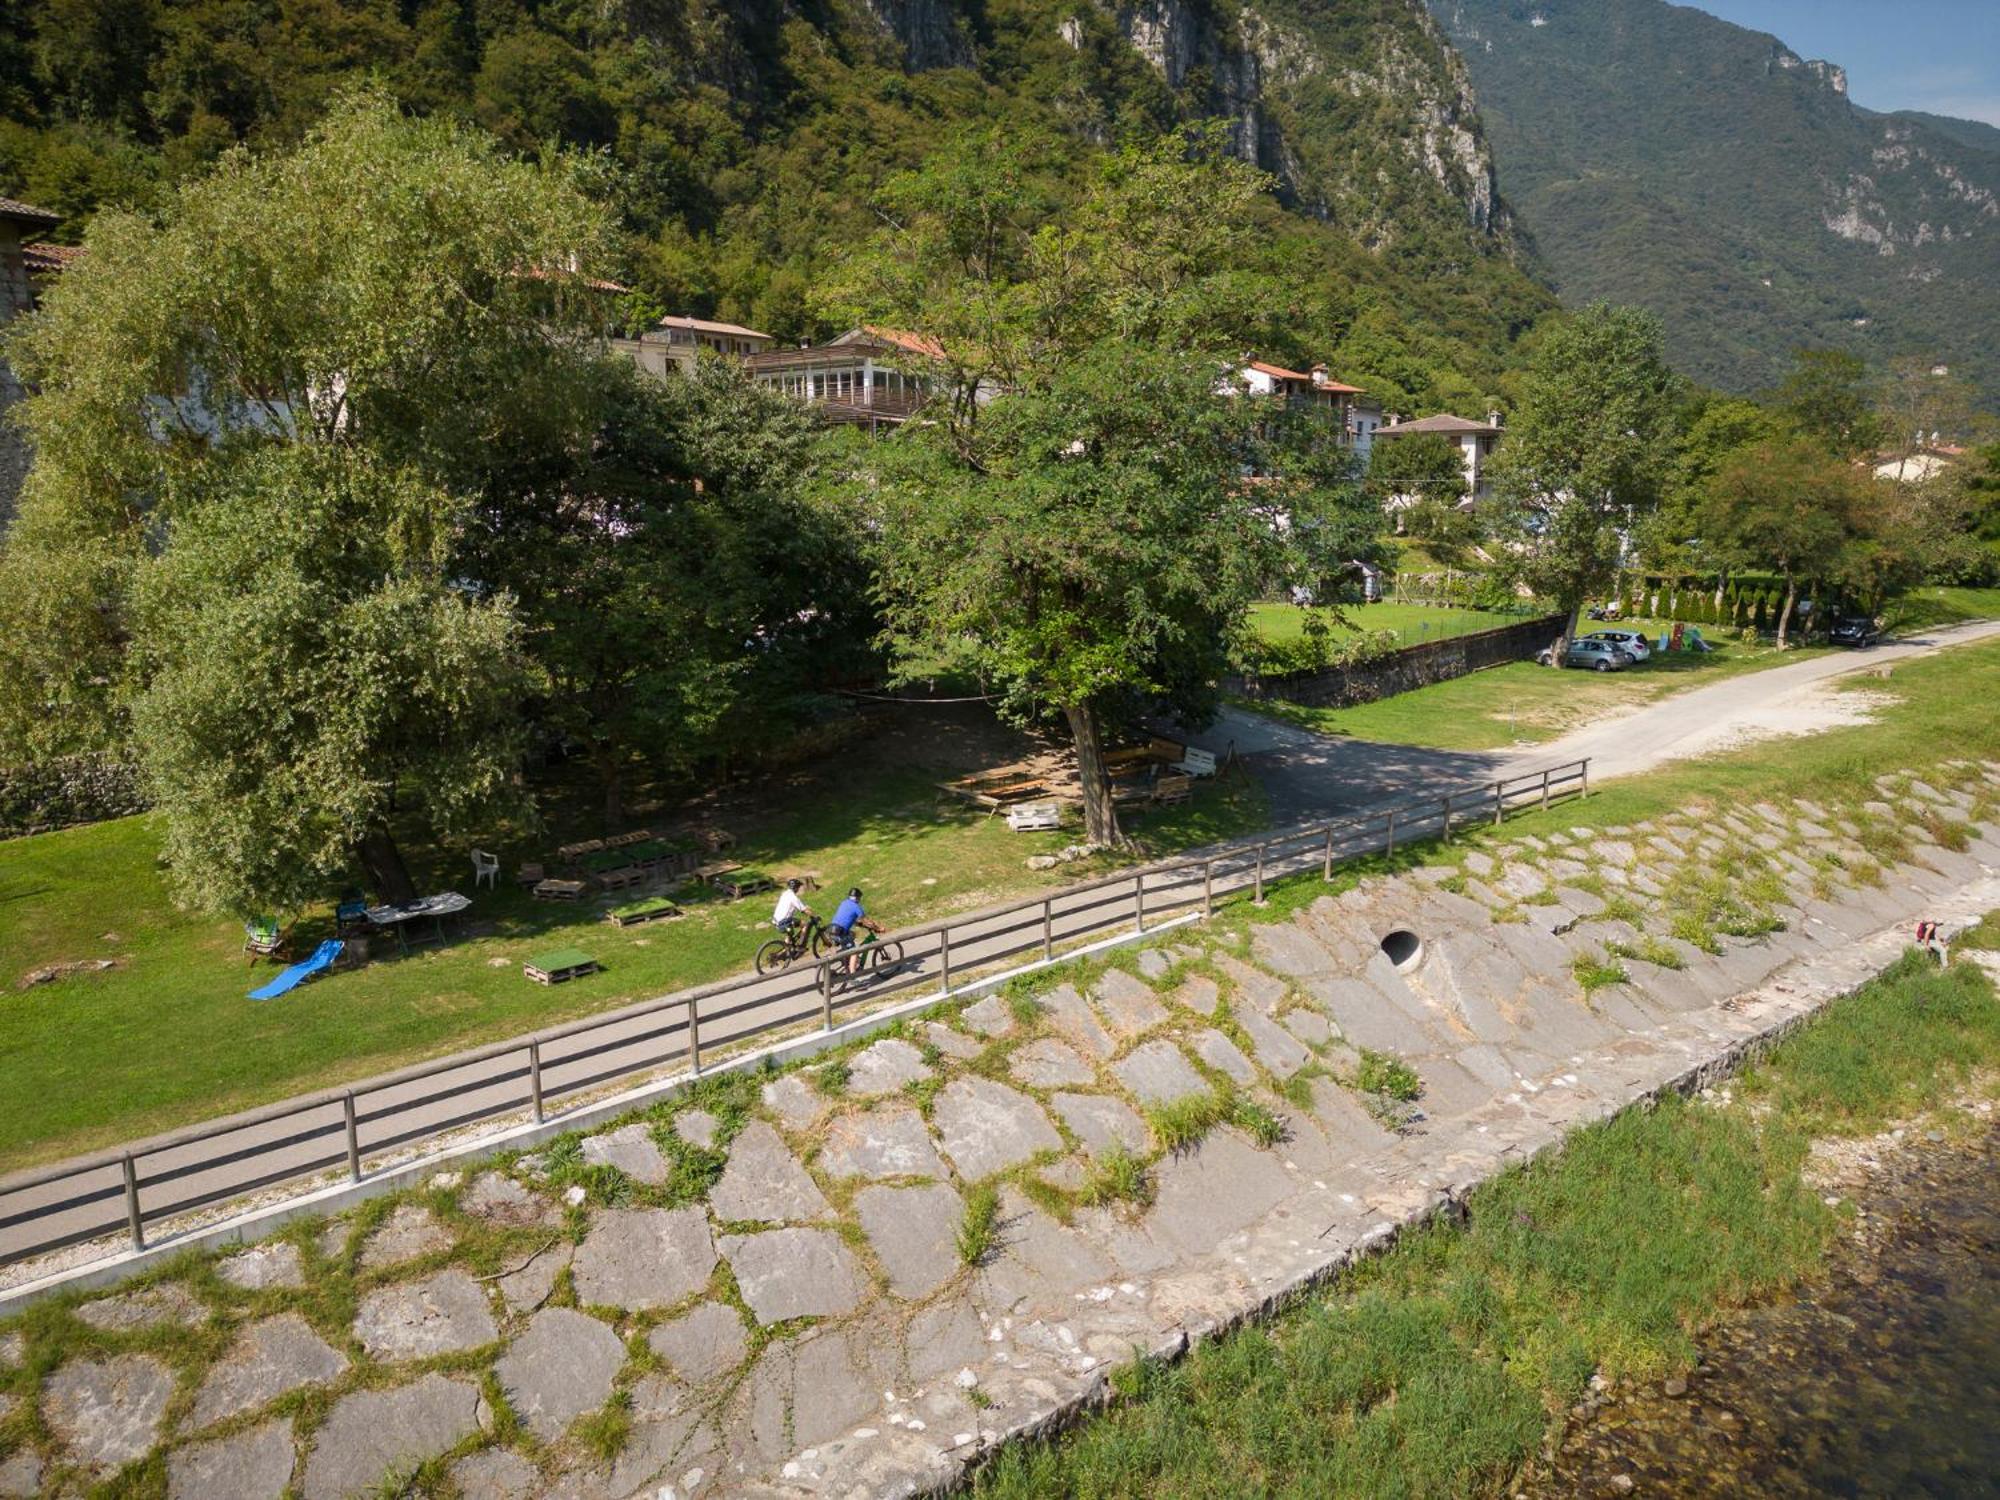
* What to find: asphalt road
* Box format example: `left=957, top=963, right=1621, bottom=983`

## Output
left=1188, top=618, right=2000, bottom=827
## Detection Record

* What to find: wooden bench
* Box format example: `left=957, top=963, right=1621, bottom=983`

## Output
left=606, top=896, right=681, bottom=928
left=525, top=948, right=601, bottom=985
left=1173, top=746, right=1219, bottom=777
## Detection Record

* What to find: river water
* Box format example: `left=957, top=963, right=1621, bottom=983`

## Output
left=1521, top=1126, right=2000, bottom=1498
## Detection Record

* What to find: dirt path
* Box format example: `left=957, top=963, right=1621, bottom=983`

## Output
left=1190, top=618, right=2000, bottom=825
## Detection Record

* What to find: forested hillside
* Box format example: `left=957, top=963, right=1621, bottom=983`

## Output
left=0, top=0, right=1554, bottom=412
left=1431, top=0, right=2000, bottom=409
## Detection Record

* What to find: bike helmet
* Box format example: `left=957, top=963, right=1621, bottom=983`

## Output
left=848, top=887, right=863, bottom=900
left=787, top=878, right=802, bottom=892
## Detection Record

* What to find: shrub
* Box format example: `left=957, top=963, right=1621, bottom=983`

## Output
left=957, top=1183, right=1001, bottom=1265
left=1356, top=1050, right=1422, bottom=1101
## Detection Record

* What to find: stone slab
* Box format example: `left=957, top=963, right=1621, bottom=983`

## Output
left=1144, top=1132, right=1293, bottom=1258
left=0, top=1449, right=39, bottom=1498
left=301, top=1374, right=484, bottom=1500
left=168, top=1419, right=294, bottom=1500
left=674, top=1109, right=720, bottom=1150
left=1040, top=984, right=1117, bottom=1058
left=1172, top=972, right=1222, bottom=1017
left=720, top=1228, right=869, bottom=1325
left=192, top=1313, right=348, bottom=1429
left=817, top=1106, right=946, bottom=1180
left=1191, top=1030, right=1256, bottom=1085
left=571, top=1207, right=716, bottom=1311
left=931, top=1078, right=1062, bottom=1180
left=75, top=1283, right=204, bottom=1332
left=848, top=1038, right=933, bottom=1096
left=449, top=1448, right=540, bottom=1500
left=1050, top=1092, right=1150, bottom=1157
left=460, top=1172, right=557, bottom=1228
left=646, top=1301, right=748, bottom=1384
left=496, top=1308, right=627, bottom=1440
left=923, top=1022, right=982, bottom=1059
left=1111, top=1040, right=1209, bottom=1106
left=708, top=1120, right=831, bottom=1223
left=581, top=1123, right=672, bottom=1186
left=956, top=994, right=1016, bottom=1037
left=496, top=1241, right=571, bottom=1315
left=1090, top=969, right=1169, bottom=1036
left=44, top=1353, right=174, bottom=1470
left=353, top=1270, right=497, bottom=1360
left=1008, top=1038, right=1096, bottom=1089
left=761, top=1073, right=827, bottom=1131
left=359, top=1203, right=454, bottom=1270
left=1236, top=1009, right=1310, bottom=1078
left=216, top=1241, right=306, bottom=1291
left=856, top=1183, right=964, bottom=1299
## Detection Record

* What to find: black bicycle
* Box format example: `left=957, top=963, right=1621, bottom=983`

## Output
left=833, top=929, right=908, bottom=988
left=756, top=914, right=838, bottom=976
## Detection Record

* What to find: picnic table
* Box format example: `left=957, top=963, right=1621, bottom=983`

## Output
left=364, top=891, right=472, bottom=952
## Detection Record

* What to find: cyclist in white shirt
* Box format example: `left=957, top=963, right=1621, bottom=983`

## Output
left=772, top=879, right=812, bottom=938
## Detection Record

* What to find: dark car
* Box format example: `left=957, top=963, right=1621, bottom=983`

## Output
left=1539, top=637, right=1635, bottom=672
left=1830, top=616, right=1879, bottom=648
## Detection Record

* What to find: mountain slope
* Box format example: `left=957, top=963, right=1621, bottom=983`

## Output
left=0, top=0, right=1552, bottom=411
left=1430, top=0, right=2000, bottom=406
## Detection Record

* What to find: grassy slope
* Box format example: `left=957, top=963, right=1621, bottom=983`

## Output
left=973, top=949, right=1999, bottom=1497
left=0, top=765, right=1267, bottom=1171
left=1246, top=621, right=1823, bottom=751
left=1247, top=601, right=1521, bottom=648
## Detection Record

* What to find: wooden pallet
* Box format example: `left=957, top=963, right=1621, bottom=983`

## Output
left=606, top=897, right=681, bottom=928
left=594, top=865, right=649, bottom=892
left=716, top=870, right=776, bottom=900
left=531, top=878, right=588, bottom=902
left=556, top=838, right=606, bottom=863
left=524, top=948, right=600, bottom=984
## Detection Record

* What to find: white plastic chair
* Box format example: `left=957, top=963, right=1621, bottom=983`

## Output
left=472, top=849, right=500, bottom=890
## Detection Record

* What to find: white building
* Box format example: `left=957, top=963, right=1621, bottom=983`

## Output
left=1373, top=411, right=1505, bottom=504
left=745, top=326, right=949, bottom=431
left=610, top=314, right=776, bottom=379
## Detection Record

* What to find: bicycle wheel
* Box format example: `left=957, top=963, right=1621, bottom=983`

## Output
left=867, top=940, right=906, bottom=972
left=755, top=938, right=792, bottom=976
left=810, top=924, right=840, bottom=960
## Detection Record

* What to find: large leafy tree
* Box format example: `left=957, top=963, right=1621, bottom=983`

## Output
left=842, top=130, right=1375, bottom=844
left=133, top=448, right=527, bottom=912
left=1770, top=349, right=1883, bottom=460
left=1695, top=438, right=1870, bottom=647
left=1488, top=303, right=1679, bottom=656
left=0, top=89, right=613, bottom=907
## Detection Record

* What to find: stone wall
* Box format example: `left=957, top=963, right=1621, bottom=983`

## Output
left=0, top=755, right=149, bottom=839
left=1235, top=611, right=1566, bottom=709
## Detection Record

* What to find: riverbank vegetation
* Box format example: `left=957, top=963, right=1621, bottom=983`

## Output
left=971, top=946, right=2000, bottom=1497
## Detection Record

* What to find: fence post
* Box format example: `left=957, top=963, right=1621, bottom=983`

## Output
left=121, top=1153, right=143, bottom=1252
left=1442, top=794, right=1453, bottom=843
left=1254, top=843, right=1266, bottom=904
left=1581, top=759, right=1590, bottom=800
left=1134, top=872, right=1146, bottom=933
left=940, top=926, right=953, bottom=995
left=821, top=959, right=834, bottom=1030
left=343, top=1092, right=362, bottom=1182
left=1323, top=825, right=1334, bottom=881
left=1541, top=768, right=1551, bottom=810
left=1492, top=780, right=1504, bottom=827
left=1042, top=897, right=1054, bottom=961
left=687, top=995, right=702, bottom=1077
left=1203, top=858, right=1214, bottom=919
left=529, top=1041, right=545, bottom=1121
left=1386, top=808, right=1397, bottom=856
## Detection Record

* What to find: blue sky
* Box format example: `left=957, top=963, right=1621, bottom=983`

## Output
left=1692, top=1, right=2000, bottom=125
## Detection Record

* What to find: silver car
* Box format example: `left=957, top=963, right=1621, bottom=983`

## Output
left=1583, top=628, right=1651, bottom=661
left=1540, top=637, right=1634, bottom=671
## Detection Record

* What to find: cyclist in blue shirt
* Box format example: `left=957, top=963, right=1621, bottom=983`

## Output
left=828, top=886, right=883, bottom=971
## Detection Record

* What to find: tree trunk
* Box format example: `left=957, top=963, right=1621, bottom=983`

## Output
left=1776, top=574, right=1798, bottom=649
left=596, top=746, right=625, bottom=833
left=354, top=826, right=418, bottom=904
left=1064, top=699, right=1121, bottom=847
left=1548, top=602, right=1580, bottom=666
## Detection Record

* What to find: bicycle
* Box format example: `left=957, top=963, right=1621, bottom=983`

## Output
left=756, top=914, right=836, bottom=976
left=832, top=929, right=907, bottom=989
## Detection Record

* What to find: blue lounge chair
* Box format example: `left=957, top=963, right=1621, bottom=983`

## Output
left=248, top=939, right=344, bottom=1002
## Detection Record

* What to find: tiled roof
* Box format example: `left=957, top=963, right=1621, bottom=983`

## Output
left=23, top=241, right=81, bottom=274
left=856, top=325, right=949, bottom=359
left=0, top=197, right=60, bottom=226
left=1379, top=413, right=1502, bottom=436
left=656, top=314, right=773, bottom=340
left=1247, top=359, right=1314, bottom=382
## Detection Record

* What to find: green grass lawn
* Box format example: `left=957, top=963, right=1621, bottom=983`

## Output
left=1881, top=584, right=2000, bottom=633
left=0, top=760, right=1267, bottom=1171
left=1244, top=620, right=1823, bottom=751
left=973, top=949, right=1998, bottom=1497
left=1248, top=600, right=1527, bottom=649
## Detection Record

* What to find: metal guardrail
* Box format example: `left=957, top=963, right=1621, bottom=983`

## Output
left=0, top=758, right=1589, bottom=1267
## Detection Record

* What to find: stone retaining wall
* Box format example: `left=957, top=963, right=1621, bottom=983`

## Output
left=0, top=754, right=148, bottom=839
left=1234, top=611, right=1567, bottom=709
left=0, top=761, right=1992, bottom=1499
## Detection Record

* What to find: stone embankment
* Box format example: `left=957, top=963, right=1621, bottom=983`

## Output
left=0, top=764, right=1995, bottom=1498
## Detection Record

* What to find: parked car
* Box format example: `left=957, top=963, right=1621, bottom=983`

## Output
left=1583, top=628, right=1651, bottom=661
left=1829, top=615, right=1880, bottom=648
left=1539, top=637, right=1635, bottom=671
